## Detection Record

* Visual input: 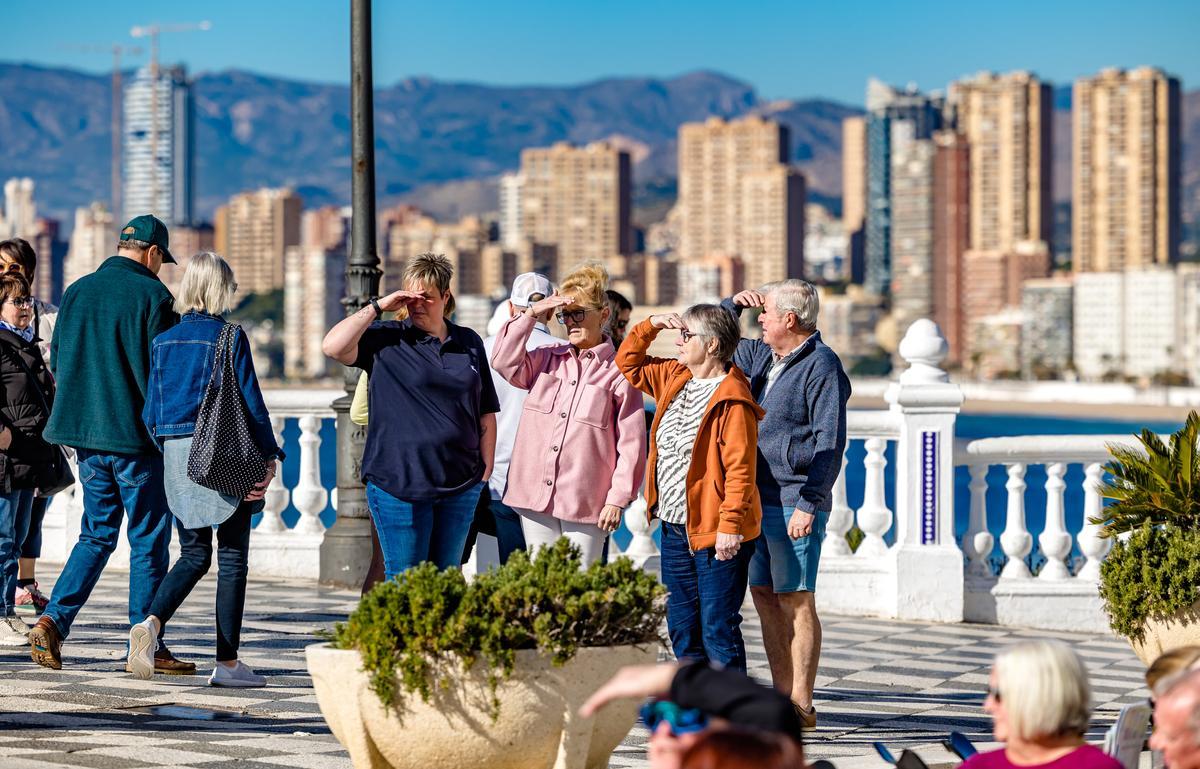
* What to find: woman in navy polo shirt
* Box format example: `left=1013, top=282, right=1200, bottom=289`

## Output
left=323, top=253, right=499, bottom=578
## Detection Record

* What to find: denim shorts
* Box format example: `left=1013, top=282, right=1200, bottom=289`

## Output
left=748, top=505, right=829, bottom=593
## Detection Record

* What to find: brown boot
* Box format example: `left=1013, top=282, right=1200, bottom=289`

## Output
left=29, top=616, right=62, bottom=670
left=793, top=703, right=817, bottom=729
left=124, top=646, right=197, bottom=675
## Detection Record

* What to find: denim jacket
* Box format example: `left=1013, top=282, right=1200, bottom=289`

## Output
left=142, top=311, right=284, bottom=460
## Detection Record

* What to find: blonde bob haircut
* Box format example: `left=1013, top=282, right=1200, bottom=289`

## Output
left=175, top=252, right=237, bottom=315
left=558, top=263, right=609, bottom=311
left=993, top=640, right=1091, bottom=741
left=403, top=252, right=455, bottom=317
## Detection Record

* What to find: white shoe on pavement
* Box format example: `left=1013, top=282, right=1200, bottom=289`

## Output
left=128, top=618, right=158, bottom=680
left=0, top=614, right=30, bottom=646
left=209, top=660, right=267, bottom=688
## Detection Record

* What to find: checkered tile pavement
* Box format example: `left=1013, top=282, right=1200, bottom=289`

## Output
left=0, top=565, right=1148, bottom=768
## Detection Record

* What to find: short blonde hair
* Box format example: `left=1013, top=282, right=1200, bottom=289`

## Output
left=403, top=252, right=454, bottom=317
left=558, top=263, right=609, bottom=311
left=1148, top=646, right=1200, bottom=695
left=993, top=640, right=1091, bottom=740
left=175, top=252, right=237, bottom=315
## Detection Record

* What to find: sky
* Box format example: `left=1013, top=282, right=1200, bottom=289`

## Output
left=5, top=0, right=1199, bottom=104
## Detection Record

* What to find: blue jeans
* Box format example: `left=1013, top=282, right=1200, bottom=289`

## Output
left=659, top=522, right=756, bottom=672
left=44, top=451, right=172, bottom=638
left=366, top=481, right=483, bottom=579
left=490, top=499, right=527, bottom=564
left=1, top=489, right=34, bottom=615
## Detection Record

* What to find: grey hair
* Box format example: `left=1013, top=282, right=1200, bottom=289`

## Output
left=1158, top=669, right=1200, bottom=737
left=763, top=279, right=819, bottom=332
left=682, top=303, right=741, bottom=365
left=175, top=252, right=237, bottom=315
left=117, top=238, right=151, bottom=252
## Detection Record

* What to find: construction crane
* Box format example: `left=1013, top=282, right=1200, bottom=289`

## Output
left=58, top=43, right=144, bottom=219
left=129, top=21, right=211, bottom=220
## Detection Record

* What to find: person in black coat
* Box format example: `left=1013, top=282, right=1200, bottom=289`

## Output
left=0, top=272, right=56, bottom=645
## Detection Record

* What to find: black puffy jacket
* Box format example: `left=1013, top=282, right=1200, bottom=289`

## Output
left=0, top=328, right=56, bottom=491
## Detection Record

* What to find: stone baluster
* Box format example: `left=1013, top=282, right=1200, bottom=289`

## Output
left=824, top=452, right=853, bottom=556
left=292, top=415, right=329, bottom=535
left=962, top=464, right=993, bottom=578
left=1076, top=462, right=1111, bottom=581
left=1038, top=462, right=1072, bottom=580
left=855, top=438, right=891, bottom=557
left=258, top=416, right=289, bottom=533
left=999, top=463, right=1032, bottom=579
left=620, top=496, right=660, bottom=571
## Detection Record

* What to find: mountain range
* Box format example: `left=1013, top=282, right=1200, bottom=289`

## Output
left=0, top=62, right=1196, bottom=231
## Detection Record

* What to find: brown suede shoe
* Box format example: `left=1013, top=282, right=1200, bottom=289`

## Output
left=793, top=703, right=817, bottom=729
left=29, top=616, right=62, bottom=670
left=124, top=647, right=197, bottom=675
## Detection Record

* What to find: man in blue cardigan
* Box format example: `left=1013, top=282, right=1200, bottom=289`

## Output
left=721, top=280, right=850, bottom=730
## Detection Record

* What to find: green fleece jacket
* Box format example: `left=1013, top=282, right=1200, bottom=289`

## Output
left=43, top=257, right=178, bottom=454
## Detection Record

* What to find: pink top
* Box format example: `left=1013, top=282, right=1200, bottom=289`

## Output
left=490, top=313, right=647, bottom=523
left=963, top=745, right=1122, bottom=769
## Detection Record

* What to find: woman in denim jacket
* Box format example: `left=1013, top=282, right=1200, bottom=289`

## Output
left=135, top=252, right=283, bottom=688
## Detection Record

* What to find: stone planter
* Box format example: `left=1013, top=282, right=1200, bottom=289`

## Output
left=306, top=642, right=657, bottom=769
left=1129, top=599, right=1200, bottom=666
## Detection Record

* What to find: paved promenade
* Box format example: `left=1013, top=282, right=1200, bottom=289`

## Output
left=0, top=566, right=1149, bottom=769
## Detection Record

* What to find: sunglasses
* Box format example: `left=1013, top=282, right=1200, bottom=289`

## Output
left=3, top=297, right=33, bottom=309
left=639, top=701, right=708, bottom=736
left=556, top=308, right=591, bottom=325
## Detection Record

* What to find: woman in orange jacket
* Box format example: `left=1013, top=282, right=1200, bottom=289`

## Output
left=616, top=304, right=763, bottom=671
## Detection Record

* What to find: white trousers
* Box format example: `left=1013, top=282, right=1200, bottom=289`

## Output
left=515, top=508, right=607, bottom=567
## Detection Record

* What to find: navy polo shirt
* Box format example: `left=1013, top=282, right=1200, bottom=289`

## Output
left=353, top=319, right=500, bottom=502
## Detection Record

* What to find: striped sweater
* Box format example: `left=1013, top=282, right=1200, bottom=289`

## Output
left=653, top=375, right=725, bottom=523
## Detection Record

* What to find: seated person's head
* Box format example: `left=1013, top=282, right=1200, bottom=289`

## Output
left=986, top=640, right=1091, bottom=743
left=680, top=727, right=804, bottom=769
left=1147, top=646, right=1200, bottom=700
left=1149, top=670, right=1200, bottom=769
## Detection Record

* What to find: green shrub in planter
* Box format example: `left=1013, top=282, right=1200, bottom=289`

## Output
left=331, top=539, right=666, bottom=712
left=1092, top=411, right=1200, bottom=641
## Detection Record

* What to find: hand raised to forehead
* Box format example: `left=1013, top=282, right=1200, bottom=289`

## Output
left=377, top=290, right=431, bottom=312
left=527, top=291, right=574, bottom=322
left=649, top=313, right=685, bottom=330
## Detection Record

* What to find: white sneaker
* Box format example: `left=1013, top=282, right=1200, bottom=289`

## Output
left=128, top=619, right=158, bottom=680
left=0, top=614, right=29, bottom=646
left=209, top=660, right=266, bottom=688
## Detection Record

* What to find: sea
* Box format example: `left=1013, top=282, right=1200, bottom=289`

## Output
left=272, top=412, right=1185, bottom=563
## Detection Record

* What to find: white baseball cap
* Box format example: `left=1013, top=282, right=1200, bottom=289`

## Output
left=508, top=272, right=553, bottom=307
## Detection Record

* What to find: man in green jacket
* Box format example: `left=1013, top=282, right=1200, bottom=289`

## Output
left=29, top=215, right=194, bottom=675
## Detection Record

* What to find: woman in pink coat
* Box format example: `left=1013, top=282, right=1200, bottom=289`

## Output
left=490, top=264, right=646, bottom=566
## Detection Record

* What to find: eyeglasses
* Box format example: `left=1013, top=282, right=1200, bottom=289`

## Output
left=986, top=686, right=1002, bottom=703
left=3, top=297, right=33, bottom=309
left=679, top=330, right=699, bottom=343
left=556, top=308, right=590, bottom=325
left=639, top=701, right=708, bottom=736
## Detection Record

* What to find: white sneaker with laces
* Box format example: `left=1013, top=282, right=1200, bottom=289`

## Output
left=209, top=660, right=267, bottom=688
left=0, top=614, right=30, bottom=646
left=128, top=618, right=158, bottom=680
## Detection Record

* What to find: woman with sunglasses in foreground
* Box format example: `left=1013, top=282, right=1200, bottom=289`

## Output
left=490, top=264, right=645, bottom=566
left=581, top=660, right=805, bottom=769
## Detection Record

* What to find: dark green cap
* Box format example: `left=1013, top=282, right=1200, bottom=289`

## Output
left=119, top=214, right=176, bottom=264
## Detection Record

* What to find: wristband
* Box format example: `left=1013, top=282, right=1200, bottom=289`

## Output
left=369, top=298, right=383, bottom=318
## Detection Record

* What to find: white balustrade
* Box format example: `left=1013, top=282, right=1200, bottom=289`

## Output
left=292, top=415, right=329, bottom=535
left=1076, top=463, right=1112, bottom=581
left=962, top=464, right=993, bottom=577
left=1038, top=463, right=1072, bottom=580
left=998, top=463, right=1032, bottom=579
left=258, top=415, right=289, bottom=534
left=855, top=437, right=892, bottom=557
left=619, top=496, right=661, bottom=571
left=823, top=454, right=853, bottom=556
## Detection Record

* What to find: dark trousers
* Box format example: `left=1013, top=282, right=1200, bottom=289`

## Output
left=148, top=501, right=257, bottom=662
left=20, top=495, right=49, bottom=559
left=659, top=521, right=755, bottom=672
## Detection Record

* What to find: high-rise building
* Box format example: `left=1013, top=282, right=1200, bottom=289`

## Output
left=805, top=204, right=848, bottom=284
left=1073, top=67, right=1181, bottom=272
left=678, top=116, right=804, bottom=288
left=64, top=203, right=114, bottom=289
left=841, top=117, right=867, bottom=283
left=123, top=65, right=193, bottom=226
left=384, top=212, right=492, bottom=294
left=864, top=79, right=945, bottom=296
left=948, top=71, right=1052, bottom=255
left=932, top=131, right=971, bottom=364
left=284, top=208, right=349, bottom=380
left=2, top=178, right=37, bottom=240
left=499, top=172, right=524, bottom=249
left=1179, top=265, right=1200, bottom=386
left=888, top=124, right=935, bottom=338
left=214, top=188, right=302, bottom=296
left=1020, top=277, right=1073, bottom=379
left=1073, top=268, right=1186, bottom=381
left=519, top=141, right=632, bottom=277
left=31, top=218, right=67, bottom=303
left=158, top=223, right=215, bottom=296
